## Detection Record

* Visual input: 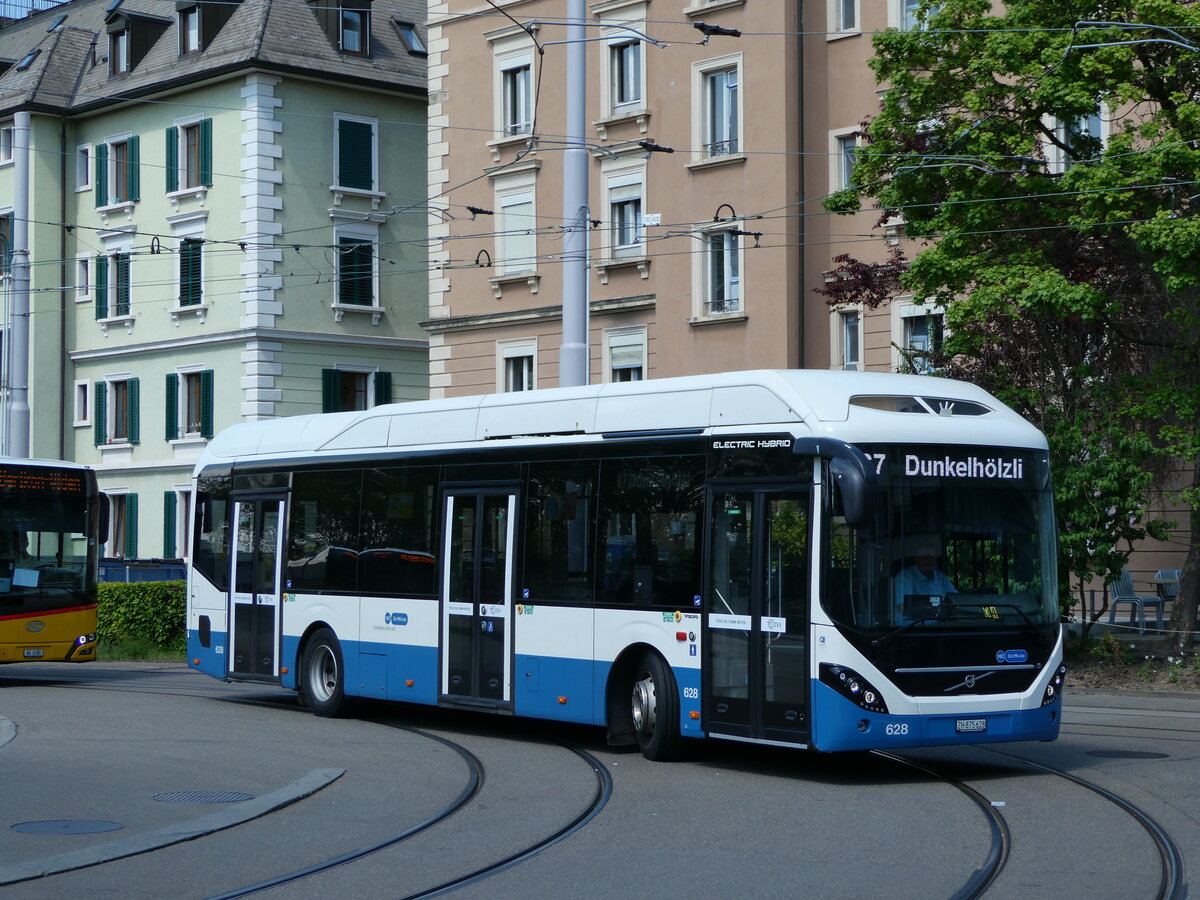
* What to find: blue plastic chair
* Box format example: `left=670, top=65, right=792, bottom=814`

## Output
left=1107, top=570, right=1164, bottom=633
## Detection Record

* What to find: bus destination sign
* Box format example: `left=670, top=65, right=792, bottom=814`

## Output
left=0, top=466, right=86, bottom=495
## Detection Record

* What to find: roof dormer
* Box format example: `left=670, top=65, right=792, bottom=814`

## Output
left=309, top=0, right=372, bottom=57
left=106, top=5, right=171, bottom=75
left=176, top=0, right=239, bottom=56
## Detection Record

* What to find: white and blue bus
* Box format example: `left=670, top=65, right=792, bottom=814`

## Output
left=186, top=370, right=1064, bottom=758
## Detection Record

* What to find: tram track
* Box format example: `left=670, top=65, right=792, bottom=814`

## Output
left=3, top=672, right=615, bottom=899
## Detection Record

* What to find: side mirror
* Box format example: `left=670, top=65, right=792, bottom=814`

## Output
left=98, top=493, right=110, bottom=544
left=198, top=493, right=212, bottom=532
left=793, top=438, right=878, bottom=528
left=830, top=456, right=876, bottom=527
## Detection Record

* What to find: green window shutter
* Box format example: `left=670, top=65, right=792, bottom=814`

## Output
left=199, top=118, right=213, bottom=187
left=93, top=381, right=107, bottom=446
left=128, top=134, right=140, bottom=202
left=180, top=240, right=202, bottom=305
left=163, top=491, right=177, bottom=558
left=126, top=493, right=139, bottom=558
left=338, top=238, right=373, bottom=306
left=94, top=254, right=108, bottom=319
left=165, top=126, right=178, bottom=193
left=321, top=368, right=337, bottom=413
left=337, top=119, right=373, bottom=191
left=374, top=371, right=391, bottom=407
left=115, top=254, right=131, bottom=315
left=95, top=143, right=108, bottom=207
left=165, top=373, right=178, bottom=441
left=200, top=369, right=214, bottom=438
left=127, top=377, right=140, bottom=444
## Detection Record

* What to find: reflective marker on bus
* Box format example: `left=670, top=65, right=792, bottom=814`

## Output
left=186, top=370, right=1064, bottom=759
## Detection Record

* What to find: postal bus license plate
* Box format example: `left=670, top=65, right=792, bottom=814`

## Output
left=956, top=718, right=987, bottom=734
left=23, top=649, right=44, bottom=658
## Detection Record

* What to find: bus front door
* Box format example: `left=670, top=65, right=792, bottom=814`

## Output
left=227, top=497, right=285, bottom=682
left=705, top=488, right=811, bottom=745
left=441, top=491, right=516, bottom=705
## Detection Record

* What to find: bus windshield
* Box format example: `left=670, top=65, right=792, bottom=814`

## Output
left=0, top=489, right=96, bottom=609
left=823, top=445, right=1058, bottom=645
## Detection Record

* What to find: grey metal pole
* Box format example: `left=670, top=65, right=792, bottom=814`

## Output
left=9, top=110, right=31, bottom=458
left=559, top=0, right=589, bottom=387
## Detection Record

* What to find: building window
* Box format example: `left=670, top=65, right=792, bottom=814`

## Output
left=94, top=252, right=132, bottom=320
left=394, top=20, right=426, bottom=55
left=704, top=228, right=741, bottom=314
left=93, top=377, right=139, bottom=446
left=501, top=58, right=533, bottom=137
left=166, top=370, right=213, bottom=439
left=76, top=144, right=91, bottom=190
left=703, top=66, right=739, bottom=158
left=95, top=136, right=139, bottom=207
left=167, top=119, right=212, bottom=192
left=74, top=381, right=90, bottom=426
left=163, top=488, right=193, bottom=559
left=110, top=28, right=129, bottom=74
left=1048, top=111, right=1105, bottom=173
left=0, top=212, right=11, bottom=279
left=0, top=124, right=12, bottom=165
left=335, top=116, right=376, bottom=192
left=104, top=493, right=138, bottom=559
left=180, top=6, right=200, bottom=53
left=498, top=340, right=536, bottom=392
left=497, top=190, right=536, bottom=275
left=835, top=132, right=858, bottom=190
left=340, top=3, right=369, bottom=54
left=838, top=309, right=861, bottom=370
left=75, top=255, right=91, bottom=303
left=609, top=175, right=643, bottom=259
left=321, top=368, right=389, bottom=412
left=832, top=0, right=859, bottom=32
left=179, top=239, right=202, bottom=306
left=899, top=0, right=939, bottom=30
left=902, top=310, right=944, bottom=373
left=336, top=237, right=376, bottom=306
left=605, top=327, right=647, bottom=382
left=611, top=40, right=642, bottom=112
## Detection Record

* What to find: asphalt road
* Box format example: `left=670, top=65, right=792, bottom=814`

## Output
left=1, top=662, right=1197, bottom=899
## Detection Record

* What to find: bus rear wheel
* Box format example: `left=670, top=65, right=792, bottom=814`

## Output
left=301, top=628, right=349, bottom=717
left=631, top=652, right=682, bottom=761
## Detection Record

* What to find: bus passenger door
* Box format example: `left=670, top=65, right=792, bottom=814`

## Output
left=705, top=488, right=811, bottom=744
left=441, top=490, right=516, bottom=705
left=227, top=497, right=285, bottom=682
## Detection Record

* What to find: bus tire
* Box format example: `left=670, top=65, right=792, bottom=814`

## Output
left=301, top=628, right=349, bottom=718
left=631, top=652, right=683, bottom=761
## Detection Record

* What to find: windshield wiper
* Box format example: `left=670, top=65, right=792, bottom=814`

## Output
left=952, top=601, right=1047, bottom=643
left=870, top=608, right=958, bottom=655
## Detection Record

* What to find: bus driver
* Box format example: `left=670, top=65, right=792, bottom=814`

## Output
left=895, top=540, right=956, bottom=622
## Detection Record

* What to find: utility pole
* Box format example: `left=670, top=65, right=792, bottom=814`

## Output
left=8, top=110, right=31, bottom=458
left=558, top=0, right=589, bottom=388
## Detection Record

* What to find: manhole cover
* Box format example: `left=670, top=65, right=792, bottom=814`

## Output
left=11, top=820, right=124, bottom=835
left=153, top=791, right=254, bottom=803
left=1086, top=750, right=1169, bottom=760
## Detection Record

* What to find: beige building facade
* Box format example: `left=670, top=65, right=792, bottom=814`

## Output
left=426, top=1, right=929, bottom=397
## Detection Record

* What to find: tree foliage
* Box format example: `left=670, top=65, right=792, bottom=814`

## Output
left=823, top=0, right=1200, bottom=651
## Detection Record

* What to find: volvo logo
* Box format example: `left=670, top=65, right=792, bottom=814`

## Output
left=25, top=621, right=45, bottom=633
left=945, top=670, right=995, bottom=692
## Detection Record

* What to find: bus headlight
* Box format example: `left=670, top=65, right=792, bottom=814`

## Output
left=820, top=664, right=889, bottom=714
left=1042, top=664, right=1066, bottom=706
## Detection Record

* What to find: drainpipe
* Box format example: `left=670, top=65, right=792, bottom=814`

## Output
left=9, top=110, right=31, bottom=458
left=60, top=114, right=68, bottom=460
left=559, top=0, right=589, bottom=387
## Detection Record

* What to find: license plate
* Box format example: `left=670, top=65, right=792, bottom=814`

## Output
left=23, top=649, right=44, bottom=658
left=956, top=718, right=987, bottom=734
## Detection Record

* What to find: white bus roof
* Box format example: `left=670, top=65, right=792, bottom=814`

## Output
left=197, top=369, right=1045, bottom=471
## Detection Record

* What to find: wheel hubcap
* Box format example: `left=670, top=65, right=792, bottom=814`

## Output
left=631, top=673, right=657, bottom=736
left=308, top=645, right=336, bottom=703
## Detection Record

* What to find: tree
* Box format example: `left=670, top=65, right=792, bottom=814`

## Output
left=822, top=0, right=1199, bottom=652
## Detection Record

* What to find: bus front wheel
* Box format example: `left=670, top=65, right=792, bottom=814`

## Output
left=631, top=652, right=682, bottom=761
left=301, top=628, right=349, bottom=717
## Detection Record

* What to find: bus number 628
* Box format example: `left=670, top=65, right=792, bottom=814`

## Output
left=885, top=723, right=909, bottom=736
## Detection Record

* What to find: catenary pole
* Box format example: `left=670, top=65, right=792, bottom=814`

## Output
left=559, top=0, right=589, bottom=387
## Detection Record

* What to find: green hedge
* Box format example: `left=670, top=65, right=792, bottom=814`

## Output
left=97, top=581, right=186, bottom=653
